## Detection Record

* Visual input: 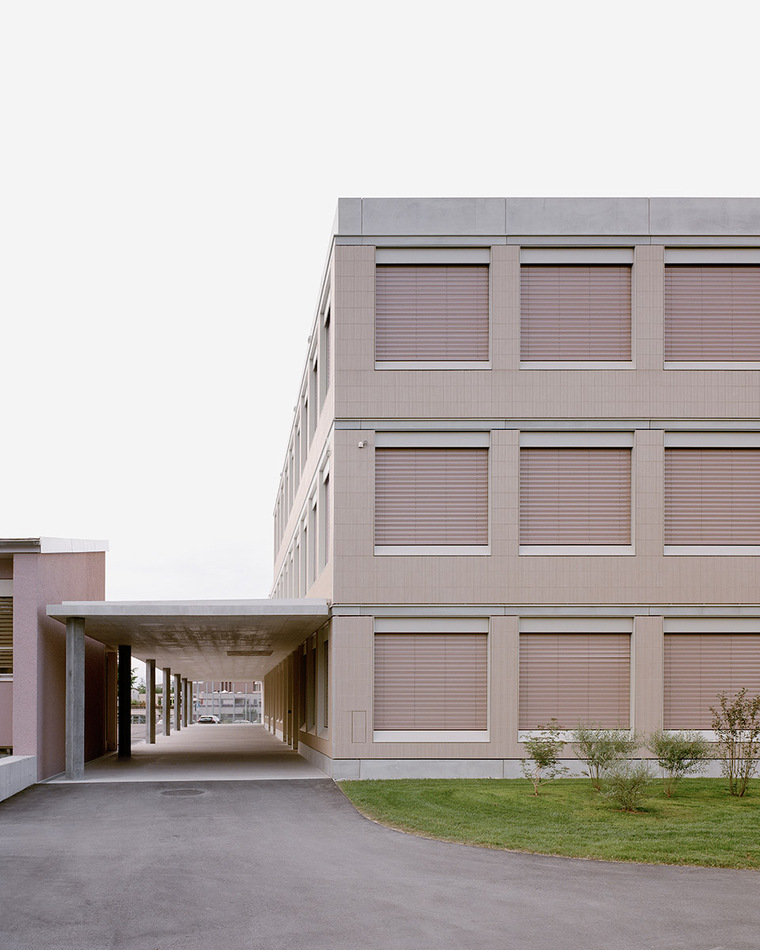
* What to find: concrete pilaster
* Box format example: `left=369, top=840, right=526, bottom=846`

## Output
left=162, top=667, right=171, bottom=735
left=118, top=644, right=132, bottom=758
left=173, top=673, right=181, bottom=731
left=65, top=617, right=86, bottom=780
left=145, top=659, right=156, bottom=744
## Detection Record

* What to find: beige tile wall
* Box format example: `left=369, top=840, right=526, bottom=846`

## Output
left=331, top=243, right=760, bottom=607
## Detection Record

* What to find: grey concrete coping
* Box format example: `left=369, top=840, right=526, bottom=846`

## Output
left=333, top=196, right=760, bottom=238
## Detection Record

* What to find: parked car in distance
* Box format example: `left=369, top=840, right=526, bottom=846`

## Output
left=196, top=715, right=221, bottom=724
left=232, top=718, right=252, bottom=724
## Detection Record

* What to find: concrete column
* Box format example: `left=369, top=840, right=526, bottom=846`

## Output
left=65, top=617, right=86, bottom=780
left=182, top=678, right=189, bottom=727
left=105, top=649, right=118, bottom=752
left=118, top=644, right=132, bottom=759
left=145, top=659, right=156, bottom=744
left=162, top=667, right=171, bottom=736
left=173, top=673, right=181, bottom=732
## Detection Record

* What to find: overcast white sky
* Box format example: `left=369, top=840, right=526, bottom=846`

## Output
left=2, top=1, right=758, bottom=601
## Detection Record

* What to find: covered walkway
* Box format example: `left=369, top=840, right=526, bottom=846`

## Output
left=47, top=723, right=326, bottom=783
left=45, top=598, right=330, bottom=781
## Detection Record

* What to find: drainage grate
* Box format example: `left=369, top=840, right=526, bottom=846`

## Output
left=160, top=788, right=206, bottom=797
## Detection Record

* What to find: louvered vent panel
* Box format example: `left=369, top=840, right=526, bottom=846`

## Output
left=519, top=633, right=630, bottom=729
left=374, top=633, right=488, bottom=730
left=664, top=266, right=760, bottom=360
left=521, top=266, right=631, bottom=360
left=375, top=447, right=489, bottom=545
left=520, top=448, right=631, bottom=544
left=375, top=265, right=489, bottom=360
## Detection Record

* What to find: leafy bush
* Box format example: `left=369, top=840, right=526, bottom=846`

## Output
left=603, top=760, right=652, bottom=812
left=520, top=721, right=568, bottom=796
left=646, top=730, right=709, bottom=797
left=572, top=724, right=639, bottom=791
left=710, top=688, right=760, bottom=797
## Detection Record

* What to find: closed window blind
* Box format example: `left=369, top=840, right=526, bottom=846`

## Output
left=375, top=265, right=489, bottom=361
left=664, top=448, right=760, bottom=544
left=521, top=266, right=631, bottom=360
left=519, top=633, right=631, bottom=729
left=0, top=597, right=11, bottom=675
left=375, top=447, right=489, bottom=545
left=374, top=633, right=488, bottom=730
left=520, top=448, right=631, bottom=544
left=664, top=266, right=760, bottom=360
left=664, top=634, right=760, bottom=728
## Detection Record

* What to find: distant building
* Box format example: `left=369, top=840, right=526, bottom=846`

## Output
left=195, top=681, right=262, bottom=722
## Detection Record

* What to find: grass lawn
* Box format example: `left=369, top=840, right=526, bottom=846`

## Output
left=339, top=778, right=760, bottom=869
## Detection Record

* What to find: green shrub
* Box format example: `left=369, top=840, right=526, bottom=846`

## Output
left=572, top=724, right=638, bottom=791
left=646, top=730, right=709, bottom=797
left=602, top=760, right=652, bottom=812
left=710, top=688, right=760, bottom=797
left=520, top=721, right=568, bottom=796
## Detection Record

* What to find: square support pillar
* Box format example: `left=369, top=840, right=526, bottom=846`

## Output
left=182, top=678, right=189, bottom=728
left=162, top=667, right=171, bottom=736
left=65, top=617, right=86, bottom=781
left=118, top=644, right=132, bottom=758
left=173, top=673, right=181, bottom=732
left=145, top=659, right=156, bottom=744
left=105, top=649, right=118, bottom=752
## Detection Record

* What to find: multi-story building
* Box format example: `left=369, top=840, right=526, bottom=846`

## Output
left=265, top=197, right=760, bottom=779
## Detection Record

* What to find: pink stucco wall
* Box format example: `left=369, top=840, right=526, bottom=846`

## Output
left=0, top=681, right=12, bottom=747
left=13, top=552, right=106, bottom=780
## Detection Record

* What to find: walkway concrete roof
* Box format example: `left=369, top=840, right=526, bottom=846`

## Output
left=0, top=537, right=109, bottom=553
left=46, top=599, right=330, bottom=679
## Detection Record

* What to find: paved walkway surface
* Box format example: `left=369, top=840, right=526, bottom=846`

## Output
left=48, top=723, right=326, bottom=782
left=1, top=775, right=759, bottom=950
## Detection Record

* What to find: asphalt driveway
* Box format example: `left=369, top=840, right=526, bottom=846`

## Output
left=0, top=779, right=757, bottom=950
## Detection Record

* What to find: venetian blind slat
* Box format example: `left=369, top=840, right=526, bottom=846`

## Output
left=375, top=448, right=489, bottom=545
left=519, top=633, right=630, bottom=729
left=664, top=267, right=760, bottom=360
left=664, top=448, right=760, bottom=544
left=519, top=448, right=631, bottom=544
left=374, top=633, right=488, bottom=730
left=521, top=266, right=631, bottom=360
left=375, top=265, right=489, bottom=361
left=664, top=634, right=760, bottom=728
